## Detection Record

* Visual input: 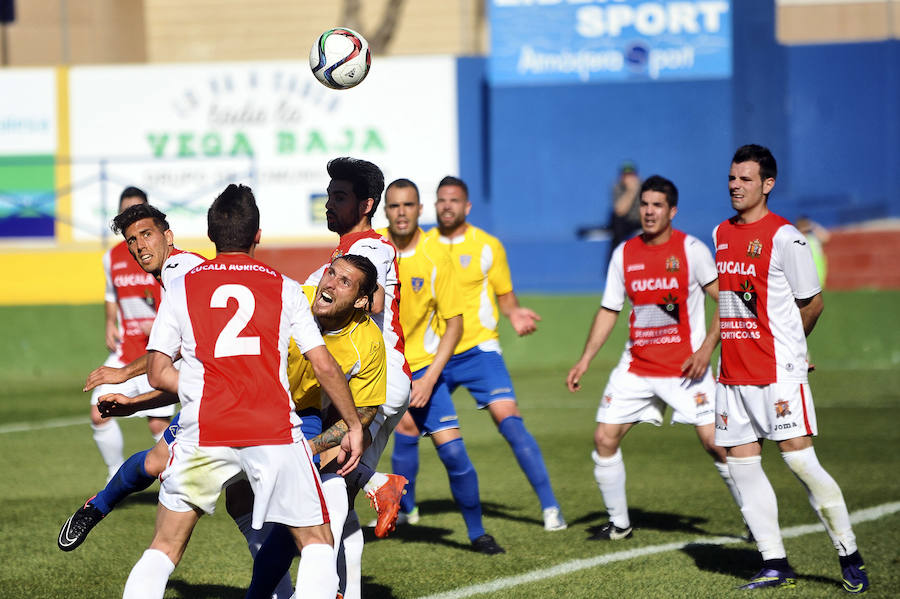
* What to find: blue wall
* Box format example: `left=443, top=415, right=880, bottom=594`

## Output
left=457, top=0, right=899, bottom=292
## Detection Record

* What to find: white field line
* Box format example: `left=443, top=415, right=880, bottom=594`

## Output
left=416, top=501, right=900, bottom=599
left=0, top=416, right=90, bottom=434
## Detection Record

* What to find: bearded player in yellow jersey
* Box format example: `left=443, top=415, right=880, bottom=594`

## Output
left=377, top=179, right=505, bottom=554
left=423, top=176, right=566, bottom=531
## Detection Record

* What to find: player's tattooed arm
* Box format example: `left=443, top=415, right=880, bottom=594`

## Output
left=308, top=406, right=378, bottom=455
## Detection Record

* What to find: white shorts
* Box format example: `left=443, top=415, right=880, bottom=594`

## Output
left=159, top=440, right=328, bottom=529
left=714, top=382, right=818, bottom=447
left=597, top=363, right=716, bottom=426
left=383, top=360, right=412, bottom=416
left=90, top=354, right=176, bottom=418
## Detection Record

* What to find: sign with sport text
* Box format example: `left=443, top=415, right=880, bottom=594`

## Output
left=489, top=0, right=732, bottom=85
left=67, top=58, right=458, bottom=242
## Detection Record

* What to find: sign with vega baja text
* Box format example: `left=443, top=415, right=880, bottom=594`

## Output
left=67, top=58, right=458, bottom=242
left=489, top=0, right=732, bottom=85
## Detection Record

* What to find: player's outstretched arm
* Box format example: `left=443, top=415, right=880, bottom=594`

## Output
left=566, top=307, right=619, bottom=392
left=146, top=350, right=179, bottom=395
left=796, top=292, right=824, bottom=336
left=497, top=291, right=541, bottom=336
left=410, top=314, right=462, bottom=408
left=83, top=353, right=150, bottom=391
left=97, top=389, right=179, bottom=418
left=682, top=280, right=721, bottom=380
left=305, top=345, right=364, bottom=475
left=309, top=405, right=379, bottom=457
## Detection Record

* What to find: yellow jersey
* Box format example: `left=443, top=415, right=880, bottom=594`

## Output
left=376, top=228, right=464, bottom=372
left=424, top=225, right=513, bottom=354
left=287, top=286, right=386, bottom=411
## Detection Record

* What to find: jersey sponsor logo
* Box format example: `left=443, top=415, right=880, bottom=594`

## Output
left=658, top=292, right=680, bottom=323
left=694, top=392, right=709, bottom=407
left=774, top=422, right=798, bottom=431
left=190, top=263, right=277, bottom=276
left=411, top=276, right=424, bottom=292
left=630, top=277, right=678, bottom=292
left=715, top=410, right=728, bottom=430
left=738, top=280, right=758, bottom=316
left=716, top=243, right=728, bottom=251
left=716, top=261, right=757, bottom=276
left=793, top=239, right=807, bottom=246
left=113, top=272, right=156, bottom=287
left=165, top=262, right=179, bottom=270
left=774, top=399, right=791, bottom=418
left=665, top=256, right=680, bottom=272
left=746, top=239, right=763, bottom=258
left=459, top=254, right=472, bottom=269
left=625, top=263, right=645, bottom=272
left=112, top=261, right=130, bottom=269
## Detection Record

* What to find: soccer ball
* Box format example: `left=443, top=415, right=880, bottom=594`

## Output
left=309, top=27, right=371, bottom=90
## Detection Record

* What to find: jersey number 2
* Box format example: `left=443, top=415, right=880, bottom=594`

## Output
left=211, top=284, right=261, bottom=358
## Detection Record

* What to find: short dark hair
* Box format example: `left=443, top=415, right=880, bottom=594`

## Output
left=326, top=157, right=385, bottom=220
left=207, top=184, right=260, bottom=252
left=386, top=178, right=420, bottom=201
left=119, top=186, right=148, bottom=210
left=334, top=254, right=378, bottom=310
left=111, top=203, right=170, bottom=236
left=437, top=176, right=468, bottom=197
left=640, top=175, right=679, bottom=208
left=732, top=144, right=777, bottom=182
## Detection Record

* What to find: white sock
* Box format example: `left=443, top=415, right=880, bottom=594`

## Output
left=362, top=471, right=388, bottom=495
left=123, top=548, right=175, bottom=599
left=296, top=543, right=338, bottom=599
left=592, top=449, right=629, bottom=529
left=727, top=455, right=786, bottom=560
left=233, top=514, right=294, bottom=598
left=714, top=460, right=744, bottom=510
left=92, top=420, right=124, bottom=477
left=151, top=429, right=164, bottom=444
left=340, top=511, right=364, bottom=599
left=781, top=446, right=857, bottom=556
left=322, top=475, right=349, bottom=552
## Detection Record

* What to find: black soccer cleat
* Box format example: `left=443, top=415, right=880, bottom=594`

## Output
left=588, top=521, right=633, bottom=541
left=58, top=499, right=105, bottom=551
left=471, top=534, right=506, bottom=555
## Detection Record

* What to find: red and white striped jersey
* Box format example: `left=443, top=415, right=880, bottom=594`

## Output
left=307, top=230, right=412, bottom=381
left=148, top=253, right=325, bottom=447
left=603, top=230, right=717, bottom=377
left=714, top=212, right=821, bottom=385
left=104, top=241, right=161, bottom=364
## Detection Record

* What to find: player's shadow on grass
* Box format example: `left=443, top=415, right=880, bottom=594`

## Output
left=682, top=543, right=838, bottom=587
left=390, top=498, right=535, bottom=527
left=121, top=490, right=161, bottom=506
left=579, top=507, right=712, bottom=536
left=360, top=575, right=400, bottom=599
left=363, top=522, right=472, bottom=553
left=169, top=579, right=244, bottom=598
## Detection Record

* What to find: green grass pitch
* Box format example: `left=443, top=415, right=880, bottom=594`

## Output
left=1, top=291, right=898, bottom=598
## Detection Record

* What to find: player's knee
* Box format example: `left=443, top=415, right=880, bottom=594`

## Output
left=436, top=437, right=474, bottom=476
left=593, top=428, right=621, bottom=456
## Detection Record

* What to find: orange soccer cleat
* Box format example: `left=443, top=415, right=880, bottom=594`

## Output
left=367, top=474, right=408, bottom=538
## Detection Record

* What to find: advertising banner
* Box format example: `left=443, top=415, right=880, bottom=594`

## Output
left=0, top=69, right=57, bottom=238
left=67, top=57, right=458, bottom=242
left=490, top=0, right=732, bottom=86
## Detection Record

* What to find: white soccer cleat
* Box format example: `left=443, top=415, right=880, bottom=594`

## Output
left=543, top=506, right=567, bottom=531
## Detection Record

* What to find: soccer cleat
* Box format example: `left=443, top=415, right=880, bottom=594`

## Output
left=588, top=521, right=633, bottom=541
left=367, top=505, right=419, bottom=528
left=58, top=498, right=105, bottom=551
left=542, top=506, right=567, bottom=531
left=738, top=567, right=797, bottom=590
left=471, top=534, right=505, bottom=555
left=366, top=473, right=408, bottom=538
left=840, top=552, right=869, bottom=594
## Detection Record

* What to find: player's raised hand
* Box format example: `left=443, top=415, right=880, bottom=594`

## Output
left=509, top=307, right=541, bottom=336
left=336, top=426, right=365, bottom=476
left=84, top=365, right=128, bottom=391
left=97, top=393, right=139, bottom=417
left=566, top=361, right=588, bottom=392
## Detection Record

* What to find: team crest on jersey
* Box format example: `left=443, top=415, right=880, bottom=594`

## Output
left=694, top=392, right=709, bottom=407
left=459, top=254, right=472, bottom=268
left=143, top=289, right=156, bottom=308
left=603, top=394, right=613, bottom=406
left=738, top=280, right=758, bottom=317
left=716, top=411, right=728, bottom=430
left=746, top=239, right=763, bottom=258
left=657, top=293, right=680, bottom=322
left=331, top=248, right=344, bottom=261
left=411, top=277, right=424, bottom=292
left=665, top=256, right=680, bottom=272
left=774, top=400, right=791, bottom=418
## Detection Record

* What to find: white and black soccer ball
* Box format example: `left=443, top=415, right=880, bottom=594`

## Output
left=309, top=27, right=371, bottom=90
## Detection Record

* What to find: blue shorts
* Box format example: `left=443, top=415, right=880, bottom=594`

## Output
left=407, top=367, right=460, bottom=435
left=298, top=407, right=323, bottom=464
left=442, top=346, right=517, bottom=409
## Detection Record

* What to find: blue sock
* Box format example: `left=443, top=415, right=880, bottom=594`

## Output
left=436, top=438, right=485, bottom=541
left=497, top=416, right=559, bottom=510
left=391, top=432, right=420, bottom=514
left=90, top=449, right=155, bottom=515
left=246, top=524, right=299, bottom=599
